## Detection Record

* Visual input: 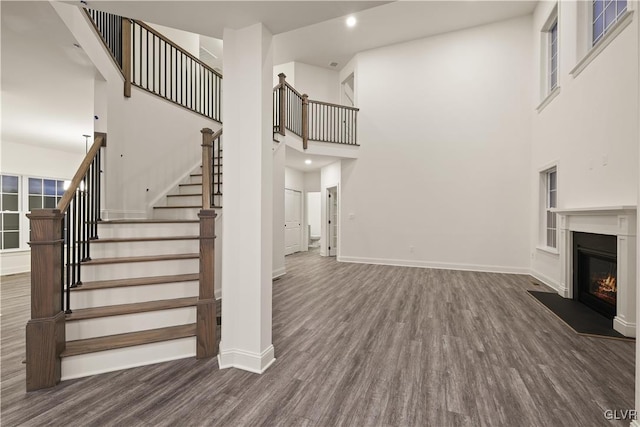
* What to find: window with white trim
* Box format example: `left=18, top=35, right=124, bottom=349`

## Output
left=592, top=0, right=628, bottom=45
left=1, top=175, right=20, bottom=250
left=543, top=167, right=558, bottom=249
left=549, top=20, right=558, bottom=92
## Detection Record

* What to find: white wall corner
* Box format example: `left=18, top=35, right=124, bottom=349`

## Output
left=218, top=344, right=276, bottom=374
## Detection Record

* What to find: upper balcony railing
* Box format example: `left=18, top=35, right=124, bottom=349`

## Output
left=84, top=8, right=222, bottom=123
left=273, top=73, right=359, bottom=149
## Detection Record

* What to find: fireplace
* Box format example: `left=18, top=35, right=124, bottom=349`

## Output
left=573, top=232, right=617, bottom=319
left=555, top=206, right=636, bottom=337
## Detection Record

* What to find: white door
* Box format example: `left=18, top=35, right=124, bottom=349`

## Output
left=285, top=188, right=302, bottom=255
left=327, top=187, right=338, bottom=256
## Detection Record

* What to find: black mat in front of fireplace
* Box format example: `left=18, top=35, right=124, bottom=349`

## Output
left=528, top=291, right=632, bottom=340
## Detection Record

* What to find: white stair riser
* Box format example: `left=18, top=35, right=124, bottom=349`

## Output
left=91, top=239, right=199, bottom=258
left=71, top=281, right=199, bottom=309
left=153, top=208, right=201, bottom=220
left=98, top=223, right=199, bottom=238
left=179, top=185, right=202, bottom=195
left=81, top=258, right=199, bottom=281
left=189, top=175, right=202, bottom=184
left=167, top=195, right=201, bottom=206
left=66, top=307, right=196, bottom=341
left=61, top=337, right=196, bottom=381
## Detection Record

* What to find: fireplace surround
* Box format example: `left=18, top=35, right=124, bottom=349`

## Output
left=554, top=206, right=637, bottom=337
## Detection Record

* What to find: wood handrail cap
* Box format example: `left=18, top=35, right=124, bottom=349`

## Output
left=201, top=128, right=214, bottom=134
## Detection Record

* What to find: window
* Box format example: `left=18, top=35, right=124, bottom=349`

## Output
left=592, top=0, right=628, bottom=45
left=1, top=175, right=20, bottom=250
left=544, top=168, right=558, bottom=249
left=28, top=178, right=65, bottom=211
left=549, top=21, right=558, bottom=92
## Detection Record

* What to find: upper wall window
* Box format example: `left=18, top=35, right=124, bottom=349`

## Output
left=549, top=20, right=559, bottom=91
left=593, top=0, right=628, bottom=45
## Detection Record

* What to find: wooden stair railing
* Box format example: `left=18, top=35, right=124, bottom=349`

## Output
left=84, top=8, right=222, bottom=122
left=273, top=73, right=359, bottom=149
left=26, top=133, right=106, bottom=391
left=197, top=127, right=222, bottom=358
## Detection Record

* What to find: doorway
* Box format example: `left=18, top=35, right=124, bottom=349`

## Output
left=284, top=188, right=302, bottom=255
left=307, top=192, right=321, bottom=249
left=327, top=186, right=338, bottom=257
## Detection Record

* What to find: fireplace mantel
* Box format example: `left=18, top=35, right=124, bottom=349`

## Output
left=553, top=206, right=637, bottom=337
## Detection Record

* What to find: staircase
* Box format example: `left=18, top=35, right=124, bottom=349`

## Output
left=59, top=162, right=221, bottom=380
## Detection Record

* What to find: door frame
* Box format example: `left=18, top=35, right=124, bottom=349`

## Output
left=325, top=184, right=339, bottom=257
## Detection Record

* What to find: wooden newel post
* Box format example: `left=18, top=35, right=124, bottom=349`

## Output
left=122, top=17, right=132, bottom=98
left=302, top=94, right=309, bottom=150
left=197, top=209, right=217, bottom=358
left=201, top=128, right=214, bottom=209
left=278, top=73, right=286, bottom=136
left=25, top=209, right=66, bottom=391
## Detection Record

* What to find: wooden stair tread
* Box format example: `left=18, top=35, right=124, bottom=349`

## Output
left=73, top=273, right=200, bottom=291
left=61, top=324, right=196, bottom=357
left=179, top=183, right=203, bottom=187
left=82, top=253, right=198, bottom=265
left=66, top=297, right=198, bottom=321
left=92, top=235, right=199, bottom=243
left=167, top=194, right=202, bottom=198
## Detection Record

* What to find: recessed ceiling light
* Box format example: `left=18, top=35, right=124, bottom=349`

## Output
left=305, top=159, right=312, bottom=165
left=346, top=16, right=357, bottom=28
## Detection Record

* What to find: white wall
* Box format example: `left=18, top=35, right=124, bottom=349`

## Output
left=149, top=23, right=200, bottom=57
left=530, top=2, right=639, bottom=289
left=273, top=62, right=295, bottom=87
left=294, top=62, right=340, bottom=104
left=284, top=167, right=304, bottom=192
left=273, top=62, right=339, bottom=103
left=1, top=2, right=95, bottom=275
left=339, top=16, right=533, bottom=272
left=272, top=143, right=286, bottom=277
left=304, top=170, right=321, bottom=192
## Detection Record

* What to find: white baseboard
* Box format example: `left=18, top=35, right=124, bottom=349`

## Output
left=218, top=344, right=275, bottom=374
left=101, top=209, right=147, bottom=220
left=614, top=316, right=637, bottom=338
left=0, top=250, right=30, bottom=275
left=338, top=256, right=530, bottom=275
left=529, top=270, right=563, bottom=294
left=272, top=267, right=286, bottom=279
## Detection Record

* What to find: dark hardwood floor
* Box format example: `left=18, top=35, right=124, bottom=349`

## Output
left=1, top=251, right=635, bottom=426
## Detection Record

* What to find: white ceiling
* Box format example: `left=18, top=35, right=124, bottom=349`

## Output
left=74, top=1, right=537, bottom=70
left=274, top=1, right=538, bottom=69
left=1, top=1, right=97, bottom=152
left=284, top=145, right=340, bottom=172
left=73, top=1, right=390, bottom=38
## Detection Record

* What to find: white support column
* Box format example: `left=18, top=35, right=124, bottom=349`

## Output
left=218, top=23, right=275, bottom=373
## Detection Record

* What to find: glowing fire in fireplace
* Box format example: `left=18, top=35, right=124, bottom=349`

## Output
left=591, top=272, right=617, bottom=306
